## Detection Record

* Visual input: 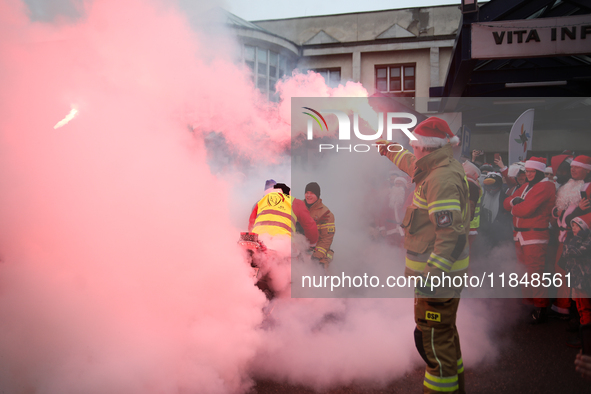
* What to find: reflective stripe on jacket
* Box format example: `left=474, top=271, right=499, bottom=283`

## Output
left=252, top=192, right=296, bottom=236
left=308, top=198, right=335, bottom=260
left=385, top=144, right=471, bottom=275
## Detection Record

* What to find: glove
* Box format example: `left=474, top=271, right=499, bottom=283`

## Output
left=511, top=197, right=524, bottom=206
left=312, top=249, right=324, bottom=260
left=376, top=139, right=393, bottom=156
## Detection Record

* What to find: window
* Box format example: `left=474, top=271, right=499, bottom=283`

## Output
left=312, top=68, right=341, bottom=88
left=257, top=48, right=268, bottom=94
left=244, top=45, right=255, bottom=80
left=243, top=45, right=288, bottom=102
left=375, top=64, right=416, bottom=96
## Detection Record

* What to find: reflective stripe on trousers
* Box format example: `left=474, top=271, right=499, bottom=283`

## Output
left=415, top=297, right=465, bottom=394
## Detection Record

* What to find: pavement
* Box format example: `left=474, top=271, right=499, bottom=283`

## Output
left=251, top=299, right=590, bottom=394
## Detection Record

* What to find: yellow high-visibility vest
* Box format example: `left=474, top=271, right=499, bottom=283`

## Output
left=252, top=192, right=296, bottom=236
left=470, top=191, right=482, bottom=230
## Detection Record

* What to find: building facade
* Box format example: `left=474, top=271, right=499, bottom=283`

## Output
left=221, top=5, right=461, bottom=111
left=220, top=1, right=590, bottom=158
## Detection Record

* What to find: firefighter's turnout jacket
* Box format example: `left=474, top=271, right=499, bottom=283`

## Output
left=307, top=198, right=335, bottom=266
left=249, top=189, right=318, bottom=245
left=384, top=144, right=471, bottom=280
left=384, top=143, right=470, bottom=394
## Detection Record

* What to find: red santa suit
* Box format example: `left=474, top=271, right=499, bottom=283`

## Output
left=501, top=161, right=525, bottom=197
left=504, top=157, right=556, bottom=308
left=551, top=155, right=591, bottom=314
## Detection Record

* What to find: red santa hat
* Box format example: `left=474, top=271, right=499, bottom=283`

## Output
left=525, top=157, right=547, bottom=172
left=571, top=213, right=591, bottom=232
left=571, top=155, right=591, bottom=171
left=551, top=154, right=573, bottom=175
left=410, top=117, right=459, bottom=149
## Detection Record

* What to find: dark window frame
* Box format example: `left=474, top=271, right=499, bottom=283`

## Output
left=375, top=64, right=416, bottom=97
left=311, top=68, right=342, bottom=88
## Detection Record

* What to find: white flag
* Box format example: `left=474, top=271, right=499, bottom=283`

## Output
left=508, top=108, right=535, bottom=165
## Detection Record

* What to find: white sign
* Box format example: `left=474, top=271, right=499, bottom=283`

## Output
left=471, top=15, right=591, bottom=59
left=508, top=109, right=535, bottom=166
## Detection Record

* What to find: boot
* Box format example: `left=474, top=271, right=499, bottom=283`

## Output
left=530, top=307, right=547, bottom=325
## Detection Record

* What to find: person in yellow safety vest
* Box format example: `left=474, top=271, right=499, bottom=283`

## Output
left=462, top=161, right=482, bottom=247
left=304, top=182, right=335, bottom=268
left=376, top=117, right=470, bottom=394
left=248, top=182, right=318, bottom=245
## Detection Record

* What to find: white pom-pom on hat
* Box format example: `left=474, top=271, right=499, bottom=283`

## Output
left=410, top=117, right=459, bottom=149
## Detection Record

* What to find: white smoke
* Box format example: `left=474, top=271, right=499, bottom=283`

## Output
left=0, top=0, right=526, bottom=393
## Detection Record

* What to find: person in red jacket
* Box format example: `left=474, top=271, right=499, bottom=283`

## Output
left=550, top=155, right=591, bottom=319
left=496, top=158, right=526, bottom=197
left=504, top=157, right=557, bottom=323
left=552, top=154, right=574, bottom=187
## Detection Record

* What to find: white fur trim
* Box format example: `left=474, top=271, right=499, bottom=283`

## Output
left=551, top=304, right=570, bottom=315
left=525, top=160, right=546, bottom=172
left=556, top=179, right=584, bottom=211
left=571, top=161, right=591, bottom=171
left=508, top=162, right=525, bottom=178
left=514, top=232, right=549, bottom=246
left=410, top=133, right=460, bottom=148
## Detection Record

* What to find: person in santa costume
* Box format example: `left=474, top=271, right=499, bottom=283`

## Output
left=550, top=155, right=591, bottom=318
left=552, top=153, right=574, bottom=187
left=558, top=213, right=591, bottom=348
left=504, top=157, right=557, bottom=323
left=495, top=156, right=527, bottom=197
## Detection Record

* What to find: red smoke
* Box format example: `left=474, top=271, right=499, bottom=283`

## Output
left=0, top=0, right=511, bottom=393
left=0, top=0, right=268, bottom=392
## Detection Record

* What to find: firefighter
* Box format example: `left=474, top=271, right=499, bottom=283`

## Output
left=376, top=117, right=470, bottom=394
left=304, top=182, right=335, bottom=268
left=503, top=157, right=556, bottom=323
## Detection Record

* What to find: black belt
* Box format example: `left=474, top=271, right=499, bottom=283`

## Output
left=514, top=227, right=548, bottom=232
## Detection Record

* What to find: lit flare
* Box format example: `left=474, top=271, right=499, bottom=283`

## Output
left=53, top=106, right=78, bottom=129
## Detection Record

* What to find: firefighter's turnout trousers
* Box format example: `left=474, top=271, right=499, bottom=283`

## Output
left=414, top=296, right=465, bottom=394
